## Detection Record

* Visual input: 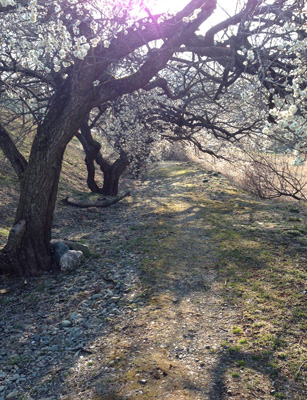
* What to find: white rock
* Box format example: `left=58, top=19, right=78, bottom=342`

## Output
left=59, top=250, right=83, bottom=273
left=61, top=320, right=72, bottom=327
left=6, top=391, right=18, bottom=400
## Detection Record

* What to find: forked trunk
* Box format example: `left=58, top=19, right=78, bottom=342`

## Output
left=97, top=154, right=129, bottom=196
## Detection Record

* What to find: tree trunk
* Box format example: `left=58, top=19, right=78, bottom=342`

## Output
left=75, top=119, right=103, bottom=194
left=96, top=153, right=130, bottom=196
left=76, top=118, right=130, bottom=197
left=1, top=144, right=64, bottom=276
left=0, top=77, right=94, bottom=276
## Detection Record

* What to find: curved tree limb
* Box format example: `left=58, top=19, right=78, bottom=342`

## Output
left=0, top=123, right=27, bottom=181
left=61, top=191, right=131, bottom=208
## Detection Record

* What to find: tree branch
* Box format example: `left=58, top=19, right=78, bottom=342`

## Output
left=61, top=191, right=131, bottom=208
left=0, top=123, right=27, bottom=181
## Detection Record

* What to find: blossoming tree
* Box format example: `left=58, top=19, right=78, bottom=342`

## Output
left=0, top=0, right=217, bottom=276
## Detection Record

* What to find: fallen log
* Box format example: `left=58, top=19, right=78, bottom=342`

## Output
left=61, top=191, right=130, bottom=208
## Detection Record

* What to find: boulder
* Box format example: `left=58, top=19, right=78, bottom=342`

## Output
left=62, top=240, right=90, bottom=257
left=59, top=250, right=83, bottom=273
left=51, top=239, right=90, bottom=260
left=51, top=241, right=69, bottom=265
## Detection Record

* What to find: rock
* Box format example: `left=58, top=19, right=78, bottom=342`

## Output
left=0, top=387, right=4, bottom=392
left=51, top=239, right=90, bottom=257
left=69, top=312, right=82, bottom=321
left=6, top=392, right=18, bottom=400
left=63, top=241, right=90, bottom=257
left=51, top=241, right=69, bottom=265
left=138, top=379, right=147, bottom=385
left=60, top=320, right=72, bottom=327
left=92, top=294, right=103, bottom=300
left=110, top=296, right=120, bottom=303
left=47, top=345, right=60, bottom=352
left=59, top=250, right=83, bottom=273
left=11, top=374, right=20, bottom=381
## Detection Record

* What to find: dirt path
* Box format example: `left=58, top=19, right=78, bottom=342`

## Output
left=0, top=161, right=306, bottom=400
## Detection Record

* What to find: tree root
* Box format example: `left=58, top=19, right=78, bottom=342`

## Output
left=61, top=191, right=130, bottom=208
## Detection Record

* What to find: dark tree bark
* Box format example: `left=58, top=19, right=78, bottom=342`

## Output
left=0, top=75, right=94, bottom=276
left=75, top=119, right=103, bottom=194
left=76, top=118, right=130, bottom=196
left=61, top=191, right=130, bottom=208
left=0, top=124, right=28, bottom=180
left=97, top=153, right=130, bottom=196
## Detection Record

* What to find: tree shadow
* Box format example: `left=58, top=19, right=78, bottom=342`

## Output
left=0, top=162, right=306, bottom=399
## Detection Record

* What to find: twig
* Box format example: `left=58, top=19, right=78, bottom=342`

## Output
left=295, top=360, right=307, bottom=380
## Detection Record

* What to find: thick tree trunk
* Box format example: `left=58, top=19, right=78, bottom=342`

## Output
left=0, top=76, right=94, bottom=276
left=1, top=145, right=64, bottom=276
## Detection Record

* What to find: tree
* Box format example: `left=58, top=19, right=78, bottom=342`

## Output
left=1, top=0, right=305, bottom=276
left=76, top=91, right=163, bottom=196
left=0, top=0, right=217, bottom=276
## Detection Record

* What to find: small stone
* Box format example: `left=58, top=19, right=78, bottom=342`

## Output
left=6, top=392, right=18, bottom=400
left=61, top=320, right=72, bottom=327
left=110, top=296, right=120, bottom=302
left=11, top=374, right=20, bottom=381
left=69, top=312, right=81, bottom=320
left=0, top=387, right=4, bottom=392
left=48, top=345, right=60, bottom=352
left=92, top=294, right=103, bottom=300
left=138, top=379, right=147, bottom=385
left=62, top=240, right=90, bottom=257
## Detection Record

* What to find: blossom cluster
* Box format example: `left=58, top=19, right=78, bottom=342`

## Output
left=0, top=0, right=171, bottom=76
left=239, top=9, right=307, bottom=165
left=97, top=89, right=166, bottom=173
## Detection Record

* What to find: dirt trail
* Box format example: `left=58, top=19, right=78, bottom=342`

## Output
left=62, top=162, right=306, bottom=400
left=62, top=162, right=239, bottom=400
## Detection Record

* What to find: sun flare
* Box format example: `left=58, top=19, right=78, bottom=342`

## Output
left=142, top=0, right=237, bottom=26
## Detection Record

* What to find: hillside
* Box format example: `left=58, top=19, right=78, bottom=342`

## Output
left=0, top=147, right=306, bottom=399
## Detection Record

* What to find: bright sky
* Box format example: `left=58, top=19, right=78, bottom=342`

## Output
left=147, top=0, right=241, bottom=26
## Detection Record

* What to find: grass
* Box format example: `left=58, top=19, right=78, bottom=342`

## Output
left=113, top=162, right=307, bottom=397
